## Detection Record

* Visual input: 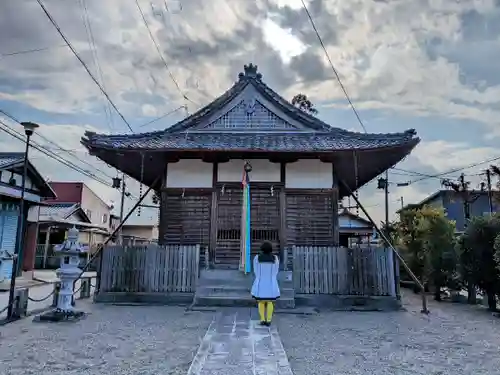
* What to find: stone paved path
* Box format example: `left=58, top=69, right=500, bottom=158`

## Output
left=187, top=309, right=293, bottom=375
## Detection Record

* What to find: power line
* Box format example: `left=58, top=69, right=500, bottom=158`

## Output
left=138, top=105, right=186, bottom=128
left=300, top=0, right=367, bottom=133
left=134, top=0, right=199, bottom=107
left=393, top=155, right=500, bottom=185
left=35, top=0, right=134, bottom=133
left=78, top=0, right=114, bottom=132
left=0, top=45, right=67, bottom=57
left=390, top=167, right=479, bottom=183
left=0, top=119, right=140, bottom=201
left=0, top=120, right=113, bottom=187
left=0, top=109, right=114, bottom=181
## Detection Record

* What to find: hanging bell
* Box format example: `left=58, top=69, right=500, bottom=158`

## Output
left=377, top=178, right=386, bottom=190
left=152, top=193, right=159, bottom=204
left=112, top=177, right=121, bottom=189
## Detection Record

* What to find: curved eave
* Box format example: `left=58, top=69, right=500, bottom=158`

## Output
left=81, top=130, right=418, bottom=154
left=82, top=137, right=419, bottom=198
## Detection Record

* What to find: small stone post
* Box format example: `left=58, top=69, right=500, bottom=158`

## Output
left=34, top=226, right=88, bottom=322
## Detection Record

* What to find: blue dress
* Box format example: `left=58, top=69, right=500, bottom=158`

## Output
left=251, top=255, right=280, bottom=300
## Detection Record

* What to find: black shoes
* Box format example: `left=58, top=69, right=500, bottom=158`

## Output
left=259, top=321, right=271, bottom=326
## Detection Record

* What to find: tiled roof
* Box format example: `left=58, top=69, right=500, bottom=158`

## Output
left=81, top=63, right=419, bottom=153
left=39, top=203, right=77, bottom=220
left=0, top=153, right=24, bottom=169
left=0, top=152, right=57, bottom=199
left=83, top=129, right=418, bottom=152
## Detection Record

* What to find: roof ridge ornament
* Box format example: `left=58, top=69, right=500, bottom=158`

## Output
left=238, top=63, right=262, bottom=81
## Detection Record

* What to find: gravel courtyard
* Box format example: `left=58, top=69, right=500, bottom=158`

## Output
left=277, top=291, right=500, bottom=375
left=2, top=291, right=500, bottom=374
left=0, top=301, right=213, bottom=375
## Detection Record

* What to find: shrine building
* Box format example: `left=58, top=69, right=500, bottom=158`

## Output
left=81, top=64, right=419, bottom=270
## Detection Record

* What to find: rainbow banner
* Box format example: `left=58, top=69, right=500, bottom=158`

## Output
left=240, top=169, right=251, bottom=273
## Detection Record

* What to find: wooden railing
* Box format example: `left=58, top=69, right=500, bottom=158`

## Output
left=99, top=245, right=200, bottom=293
left=292, top=246, right=396, bottom=296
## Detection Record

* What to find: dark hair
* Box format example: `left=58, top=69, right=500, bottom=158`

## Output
left=258, top=242, right=275, bottom=263
left=261, top=242, right=273, bottom=254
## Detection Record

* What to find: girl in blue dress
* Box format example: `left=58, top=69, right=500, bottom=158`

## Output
left=251, top=242, right=280, bottom=326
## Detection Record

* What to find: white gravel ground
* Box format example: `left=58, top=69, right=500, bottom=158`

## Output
left=277, top=291, right=500, bottom=375
left=3, top=291, right=500, bottom=375
left=0, top=300, right=213, bottom=375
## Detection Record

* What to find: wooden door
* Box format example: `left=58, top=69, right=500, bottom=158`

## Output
left=286, top=190, right=333, bottom=246
left=160, top=189, right=211, bottom=248
left=215, top=186, right=242, bottom=268
left=250, top=187, right=280, bottom=259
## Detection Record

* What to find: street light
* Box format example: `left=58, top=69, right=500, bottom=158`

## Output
left=7, top=121, right=39, bottom=319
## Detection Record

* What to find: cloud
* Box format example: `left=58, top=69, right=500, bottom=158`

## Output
left=0, top=118, right=157, bottom=223
left=1, top=0, right=500, bottom=226
left=270, top=0, right=500, bottom=134
left=0, top=0, right=498, bottom=134
left=355, top=139, right=498, bottom=225
left=412, top=140, right=498, bottom=173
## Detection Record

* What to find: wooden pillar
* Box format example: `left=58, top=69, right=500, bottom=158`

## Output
left=209, top=162, right=219, bottom=268
left=332, top=163, right=340, bottom=246
left=22, top=222, right=39, bottom=273
left=279, top=162, right=287, bottom=268
left=42, top=226, right=51, bottom=269
left=158, top=163, right=168, bottom=245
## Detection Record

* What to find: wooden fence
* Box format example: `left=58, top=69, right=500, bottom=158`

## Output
left=292, top=246, right=396, bottom=296
left=99, top=245, right=200, bottom=293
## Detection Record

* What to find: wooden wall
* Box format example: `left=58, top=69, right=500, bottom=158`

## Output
left=291, top=246, right=396, bottom=296
left=99, top=245, right=200, bottom=293
left=157, top=159, right=341, bottom=267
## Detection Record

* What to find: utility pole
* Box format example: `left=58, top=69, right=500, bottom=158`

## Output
left=399, top=196, right=404, bottom=210
left=118, top=174, right=126, bottom=245
left=377, top=173, right=389, bottom=226
left=377, top=171, right=411, bottom=224
left=112, top=173, right=128, bottom=245
left=486, top=168, right=493, bottom=214
left=384, top=170, right=389, bottom=226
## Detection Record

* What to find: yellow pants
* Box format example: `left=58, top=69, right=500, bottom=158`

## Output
left=257, top=300, right=274, bottom=322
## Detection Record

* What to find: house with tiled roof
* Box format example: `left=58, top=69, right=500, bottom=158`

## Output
left=0, top=152, right=56, bottom=279
left=400, top=189, right=499, bottom=233
left=35, top=182, right=115, bottom=269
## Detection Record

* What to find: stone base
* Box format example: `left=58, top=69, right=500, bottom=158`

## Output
left=192, top=269, right=296, bottom=309
left=295, top=294, right=402, bottom=311
left=94, top=292, right=194, bottom=305
left=33, top=309, right=86, bottom=323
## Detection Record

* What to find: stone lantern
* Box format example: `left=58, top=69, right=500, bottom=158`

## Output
left=36, top=226, right=88, bottom=322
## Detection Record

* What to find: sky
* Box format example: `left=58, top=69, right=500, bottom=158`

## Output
left=0, top=0, right=499, bottom=226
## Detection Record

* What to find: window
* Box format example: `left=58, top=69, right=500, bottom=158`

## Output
left=102, top=214, right=108, bottom=224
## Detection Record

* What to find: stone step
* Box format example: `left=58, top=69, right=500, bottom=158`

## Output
left=194, top=269, right=296, bottom=309
left=194, top=295, right=295, bottom=309
left=197, top=288, right=295, bottom=299
left=197, top=284, right=295, bottom=295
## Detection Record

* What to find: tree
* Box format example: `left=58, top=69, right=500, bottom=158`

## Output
left=396, top=206, right=457, bottom=300
left=490, top=165, right=500, bottom=205
left=396, top=208, right=426, bottom=289
left=459, top=214, right=500, bottom=311
left=291, top=93, right=318, bottom=115
left=417, top=207, right=458, bottom=301
left=380, top=221, right=399, bottom=247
